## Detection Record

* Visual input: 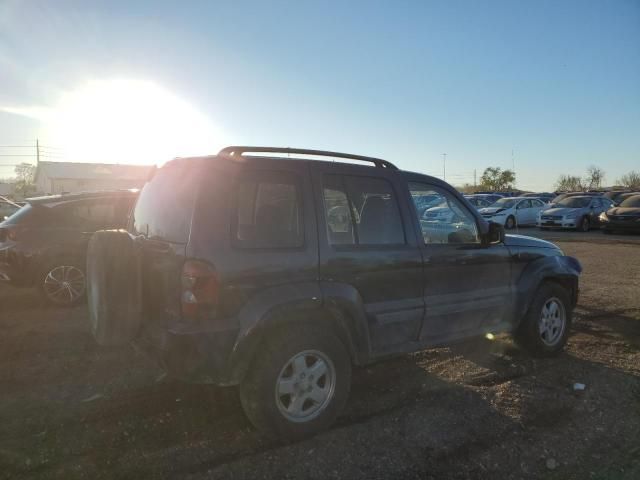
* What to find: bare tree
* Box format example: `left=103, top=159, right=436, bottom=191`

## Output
left=555, top=174, right=584, bottom=192
left=617, top=171, right=640, bottom=189
left=584, top=165, right=605, bottom=190
left=14, top=162, right=37, bottom=198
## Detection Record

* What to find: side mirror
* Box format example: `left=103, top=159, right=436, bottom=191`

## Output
left=483, top=221, right=505, bottom=246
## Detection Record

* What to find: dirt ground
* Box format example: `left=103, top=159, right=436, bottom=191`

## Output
left=1, top=233, right=639, bottom=480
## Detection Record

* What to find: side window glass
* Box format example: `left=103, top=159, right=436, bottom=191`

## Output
left=321, top=174, right=405, bottom=246
left=235, top=172, right=303, bottom=249
left=322, top=175, right=355, bottom=245
left=409, top=182, right=479, bottom=245
left=344, top=176, right=405, bottom=245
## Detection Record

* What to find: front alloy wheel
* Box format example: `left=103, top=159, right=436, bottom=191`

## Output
left=538, top=297, right=566, bottom=347
left=42, top=265, right=86, bottom=306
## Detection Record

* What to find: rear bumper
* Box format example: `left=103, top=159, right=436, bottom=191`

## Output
left=134, top=320, right=240, bottom=386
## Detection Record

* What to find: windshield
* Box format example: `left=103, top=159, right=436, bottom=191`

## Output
left=557, top=197, right=591, bottom=208
left=620, top=196, right=640, bottom=208
left=490, top=198, right=516, bottom=209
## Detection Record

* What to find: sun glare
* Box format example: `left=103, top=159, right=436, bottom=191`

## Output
left=45, top=79, right=225, bottom=165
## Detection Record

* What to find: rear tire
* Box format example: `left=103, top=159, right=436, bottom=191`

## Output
left=86, top=230, right=142, bottom=346
left=239, top=324, right=351, bottom=441
left=514, top=282, right=572, bottom=357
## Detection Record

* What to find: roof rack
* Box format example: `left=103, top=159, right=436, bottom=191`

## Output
left=218, top=146, right=398, bottom=170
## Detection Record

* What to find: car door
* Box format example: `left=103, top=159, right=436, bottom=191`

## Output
left=515, top=199, right=531, bottom=225
left=406, top=178, right=513, bottom=341
left=311, top=164, right=424, bottom=354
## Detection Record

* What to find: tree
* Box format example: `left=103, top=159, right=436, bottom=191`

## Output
left=555, top=174, right=584, bottom=192
left=479, top=167, right=516, bottom=191
left=584, top=165, right=605, bottom=190
left=14, top=162, right=37, bottom=198
left=617, top=171, right=640, bottom=189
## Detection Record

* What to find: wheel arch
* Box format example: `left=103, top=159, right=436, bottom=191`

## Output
left=513, top=255, right=581, bottom=327
left=225, top=281, right=371, bottom=385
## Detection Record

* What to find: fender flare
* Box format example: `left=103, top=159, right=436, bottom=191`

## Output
left=513, top=255, right=581, bottom=325
left=225, top=281, right=372, bottom=384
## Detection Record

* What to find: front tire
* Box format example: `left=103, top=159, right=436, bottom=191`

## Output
left=239, top=324, right=351, bottom=441
left=514, top=282, right=572, bottom=357
left=578, top=216, right=590, bottom=232
left=505, top=215, right=516, bottom=230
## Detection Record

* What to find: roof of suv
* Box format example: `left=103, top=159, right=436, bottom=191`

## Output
left=26, top=189, right=139, bottom=205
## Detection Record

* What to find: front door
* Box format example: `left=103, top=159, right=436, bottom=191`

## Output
left=311, top=164, right=424, bottom=354
left=406, top=179, right=513, bottom=342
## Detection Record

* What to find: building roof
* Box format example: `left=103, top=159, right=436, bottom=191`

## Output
left=34, top=161, right=154, bottom=182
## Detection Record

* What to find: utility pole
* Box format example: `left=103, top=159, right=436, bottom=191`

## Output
left=474, top=169, right=477, bottom=188
left=36, top=138, right=40, bottom=166
left=442, top=153, right=447, bottom=181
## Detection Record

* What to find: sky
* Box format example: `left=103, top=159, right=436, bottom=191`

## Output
left=0, top=0, right=639, bottom=191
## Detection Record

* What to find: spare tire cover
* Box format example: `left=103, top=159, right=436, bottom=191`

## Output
left=86, top=230, right=142, bottom=346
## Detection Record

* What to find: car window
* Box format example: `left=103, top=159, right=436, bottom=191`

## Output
left=322, top=175, right=356, bottom=245
left=235, top=171, right=303, bottom=249
left=409, top=183, right=479, bottom=245
left=132, top=161, right=200, bottom=243
left=517, top=200, right=530, bottom=209
left=322, top=174, right=404, bottom=246
left=532, top=199, right=544, bottom=207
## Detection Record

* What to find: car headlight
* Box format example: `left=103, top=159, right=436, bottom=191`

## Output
left=599, top=212, right=608, bottom=222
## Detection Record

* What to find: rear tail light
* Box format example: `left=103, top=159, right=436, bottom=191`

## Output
left=181, top=260, right=219, bottom=320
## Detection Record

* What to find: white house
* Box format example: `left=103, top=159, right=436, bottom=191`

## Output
left=34, top=161, right=154, bottom=194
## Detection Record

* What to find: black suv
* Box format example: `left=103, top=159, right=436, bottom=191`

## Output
left=0, top=190, right=138, bottom=306
left=87, top=147, right=581, bottom=440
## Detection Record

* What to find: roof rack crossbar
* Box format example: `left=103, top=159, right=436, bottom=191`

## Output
left=218, top=146, right=398, bottom=170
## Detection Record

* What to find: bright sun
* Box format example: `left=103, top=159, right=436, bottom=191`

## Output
left=45, top=79, right=225, bottom=165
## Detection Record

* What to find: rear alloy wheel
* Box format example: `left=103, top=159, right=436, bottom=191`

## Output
left=239, top=324, right=351, bottom=441
left=42, top=264, right=86, bottom=306
left=505, top=215, right=516, bottom=230
left=578, top=216, right=590, bottom=232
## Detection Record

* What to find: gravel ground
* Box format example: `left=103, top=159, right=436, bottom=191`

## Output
left=1, top=234, right=639, bottom=480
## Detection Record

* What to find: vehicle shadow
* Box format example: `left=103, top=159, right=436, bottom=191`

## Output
left=574, top=305, right=640, bottom=349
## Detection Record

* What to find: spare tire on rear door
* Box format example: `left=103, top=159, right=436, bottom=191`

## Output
left=86, top=230, right=142, bottom=346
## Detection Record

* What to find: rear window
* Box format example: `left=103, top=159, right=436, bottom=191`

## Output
left=132, top=162, right=200, bottom=243
left=234, top=171, right=303, bottom=249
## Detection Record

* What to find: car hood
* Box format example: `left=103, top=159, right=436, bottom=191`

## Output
left=479, top=207, right=508, bottom=214
left=608, top=207, right=640, bottom=216
left=504, top=234, right=558, bottom=249
left=541, top=207, right=584, bottom=216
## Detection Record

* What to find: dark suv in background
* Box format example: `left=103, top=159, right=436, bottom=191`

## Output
left=0, top=190, right=138, bottom=306
left=87, top=147, right=581, bottom=440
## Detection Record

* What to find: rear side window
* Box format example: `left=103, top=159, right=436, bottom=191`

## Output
left=322, top=174, right=405, bottom=246
left=132, top=162, right=200, bottom=243
left=234, top=171, right=303, bottom=249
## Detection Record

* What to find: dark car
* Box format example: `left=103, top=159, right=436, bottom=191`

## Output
left=600, top=194, right=640, bottom=234
left=522, top=192, right=555, bottom=203
left=87, top=146, right=581, bottom=440
left=550, top=191, right=601, bottom=205
left=464, top=195, right=493, bottom=209
left=603, top=190, right=633, bottom=205
left=0, top=190, right=138, bottom=306
left=538, top=195, right=614, bottom=231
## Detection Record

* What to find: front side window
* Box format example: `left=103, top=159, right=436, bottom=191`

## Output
left=235, top=172, right=303, bottom=248
left=322, top=174, right=405, bottom=246
left=409, top=183, right=479, bottom=245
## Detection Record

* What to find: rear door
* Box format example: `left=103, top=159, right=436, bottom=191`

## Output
left=130, top=160, right=203, bottom=346
left=311, top=163, right=424, bottom=354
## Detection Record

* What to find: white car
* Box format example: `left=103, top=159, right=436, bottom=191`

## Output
left=479, top=197, right=546, bottom=229
left=422, top=204, right=460, bottom=223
